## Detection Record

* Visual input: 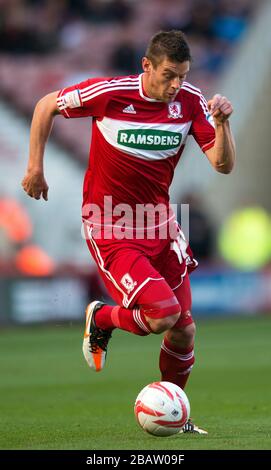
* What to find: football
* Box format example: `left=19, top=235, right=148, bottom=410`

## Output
left=134, top=381, right=190, bottom=437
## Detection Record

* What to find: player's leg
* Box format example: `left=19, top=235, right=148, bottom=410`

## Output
left=159, top=274, right=208, bottom=435
left=159, top=274, right=195, bottom=390
left=83, top=237, right=182, bottom=371
left=83, top=278, right=181, bottom=371
left=94, top=279, right=181, bottom=334
left=161, top=323, right=196, bottom=388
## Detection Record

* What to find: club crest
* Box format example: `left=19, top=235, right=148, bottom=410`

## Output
left=168, top=101, right=182, bottom=119
left=120, top=273, right=137, bottom=293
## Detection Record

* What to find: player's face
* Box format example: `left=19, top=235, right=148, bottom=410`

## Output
left=142, top=57, right=190, bottom=103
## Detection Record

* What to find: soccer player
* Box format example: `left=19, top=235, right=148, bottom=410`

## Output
left=22, top=30, right=235, bottom=434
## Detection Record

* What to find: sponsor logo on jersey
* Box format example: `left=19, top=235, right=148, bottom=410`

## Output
left=168, top=101, right=182, bottom=119
left=120, top=273, right=137, bottom=293
left=123, top=104, right=136, bottom=114
left=117, top=129, right=182, bottom=150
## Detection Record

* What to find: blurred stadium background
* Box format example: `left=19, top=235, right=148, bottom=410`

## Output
left=0, top=0, right=271, bottom=451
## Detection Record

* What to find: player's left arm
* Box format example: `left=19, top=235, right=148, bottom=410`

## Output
left=205, top=94, right=236, bottom=174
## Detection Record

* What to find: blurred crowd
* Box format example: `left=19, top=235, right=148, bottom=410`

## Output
left=0, top=0, right=257, bottom=75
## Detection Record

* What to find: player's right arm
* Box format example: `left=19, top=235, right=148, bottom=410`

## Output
left=22, top=76, right=115, bottom=200
left=22, top=91, right=60, bottom=201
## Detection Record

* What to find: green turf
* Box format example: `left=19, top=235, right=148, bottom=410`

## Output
left=0, top=316, right=270, bottom=450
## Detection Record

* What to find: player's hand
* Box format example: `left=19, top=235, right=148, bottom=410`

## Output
left=208, top=94, right=233, bottom=124
left=21, top=169, right=49, bottom=201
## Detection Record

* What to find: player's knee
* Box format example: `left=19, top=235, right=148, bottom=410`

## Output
left=167, top=319, right=196, bottom=347
left=181, top=321, right=196, bottom=343
left=147, top=312, right=181, bottom=334
left=140, top=295, right=181, bottom=334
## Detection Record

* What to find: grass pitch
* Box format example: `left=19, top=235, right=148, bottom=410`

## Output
left=0, top=316, right=270, bottom=450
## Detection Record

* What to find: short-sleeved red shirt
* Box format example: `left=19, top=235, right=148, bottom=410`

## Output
left=57, top=74, right=215, bottom=230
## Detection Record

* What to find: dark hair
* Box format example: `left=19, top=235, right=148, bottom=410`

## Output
left=145, top=30, right=191, bottom=68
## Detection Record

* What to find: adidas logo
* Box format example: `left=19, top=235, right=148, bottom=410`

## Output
left=123, top=104, right=136, bottom=114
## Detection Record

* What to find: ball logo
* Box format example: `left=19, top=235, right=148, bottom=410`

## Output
left=168, top=101, right=182, bottom=119
left=121, top=273, right=137, bottom=293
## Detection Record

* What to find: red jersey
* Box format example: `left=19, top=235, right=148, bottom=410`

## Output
left=57, top=74, right=215, bottom=230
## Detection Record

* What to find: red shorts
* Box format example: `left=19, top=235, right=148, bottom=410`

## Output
left=85, top=223, right=197, bottom=317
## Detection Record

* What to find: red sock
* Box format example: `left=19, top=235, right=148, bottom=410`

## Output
left=95, top=304, right=151, bottom=336
left=159, top=336, right=195, bottom=389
